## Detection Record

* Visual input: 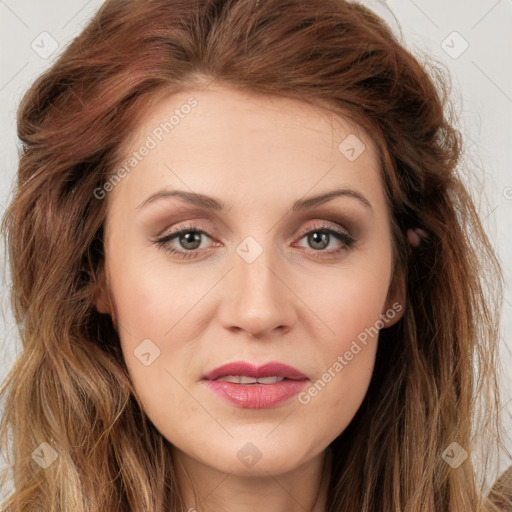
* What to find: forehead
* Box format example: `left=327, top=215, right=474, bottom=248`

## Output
left=106, top=84, right=384, bottom=217
left=119, top=84, right=377, bottom=160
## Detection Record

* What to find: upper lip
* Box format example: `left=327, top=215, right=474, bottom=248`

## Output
left=202, top=361, right=308, bottom=381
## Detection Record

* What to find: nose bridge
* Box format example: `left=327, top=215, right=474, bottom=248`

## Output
left=219, top=234, right=295, bottom=336
left=235, top=233, right=285, bottom=306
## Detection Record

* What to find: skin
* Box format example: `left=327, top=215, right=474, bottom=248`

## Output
left=95, top=83, right=405, bottom=512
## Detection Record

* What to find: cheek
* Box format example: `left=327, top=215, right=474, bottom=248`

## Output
left=290, top=297, right=386, bottom=455
left=292, top=254, right=391, bottom=416
left=109, top=243, right=207, bottom=337
left=105, top=246, right=205, bottom=399
left=110, top=263, right=201, bottom=430
left=298, top=254, right=392, bottom=351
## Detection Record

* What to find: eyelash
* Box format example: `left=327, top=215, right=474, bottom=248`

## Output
left=152, top=222, right=357, bottom=260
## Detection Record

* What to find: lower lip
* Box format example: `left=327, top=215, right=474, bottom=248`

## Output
left=203, top=379, right=308, bottom=408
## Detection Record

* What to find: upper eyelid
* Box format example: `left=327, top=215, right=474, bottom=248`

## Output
left=158, top=219, right=352, bottom=243
left=146, top=202, right=364, bottom=232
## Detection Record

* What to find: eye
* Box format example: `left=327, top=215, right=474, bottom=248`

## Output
left=293, top=222, right=356, bottom=259
left=152, top=223, right=215, bottom=260
left=152, top=222, right=357, bottom=260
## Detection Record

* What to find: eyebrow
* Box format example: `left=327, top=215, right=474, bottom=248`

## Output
left=136, top=187, right=373, bottom=211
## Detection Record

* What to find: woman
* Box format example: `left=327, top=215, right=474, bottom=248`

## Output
left=0, top=0, right=510, bottom=510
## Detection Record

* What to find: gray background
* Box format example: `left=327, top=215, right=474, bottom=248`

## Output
left=0, top=0, right=511, bottom=497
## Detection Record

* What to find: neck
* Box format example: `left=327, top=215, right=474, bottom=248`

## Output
left=174, top=447, right=332, bottom=512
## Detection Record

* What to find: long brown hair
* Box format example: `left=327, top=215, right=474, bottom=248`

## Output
left=1, top=0, right=510, bottom=510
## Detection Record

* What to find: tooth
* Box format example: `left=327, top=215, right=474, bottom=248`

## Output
left=215, top=375, right=256, bottom=384
left=257, top=376, right=284, bottom=384
left=215, top=376, right=240, bottom=383
left=239, top=375, right=258, bottom=384
left=214, top=375, right=286, bottom=384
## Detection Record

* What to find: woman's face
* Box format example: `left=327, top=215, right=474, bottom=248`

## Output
left=96, top=84, right=404, bottom=477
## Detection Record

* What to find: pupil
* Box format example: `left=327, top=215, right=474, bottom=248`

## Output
left=310, top=231, right=328, bottom=250
left=182, top=232, right=201, bottom=250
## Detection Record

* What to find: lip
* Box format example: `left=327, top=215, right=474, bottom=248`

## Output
left=201, top=361, right=308, bottom=409
left=202, top=361, right=308, bottom=381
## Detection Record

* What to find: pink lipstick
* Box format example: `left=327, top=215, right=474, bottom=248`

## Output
left=202, top=361, right=308, bottom=409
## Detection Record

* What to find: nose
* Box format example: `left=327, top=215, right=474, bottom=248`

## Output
left=217, top=245, right=297, bottom=339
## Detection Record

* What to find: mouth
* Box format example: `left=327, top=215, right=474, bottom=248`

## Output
left=201, top=360, right=308, bottom=382
left=201, top=361, right=308, bottom=409
left=212, top=375, right=290, bottom=384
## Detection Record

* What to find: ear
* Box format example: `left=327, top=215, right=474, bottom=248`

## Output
left=381, top=265, right=406, bottom=328
left=91, top=266, right=112, bottom=315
